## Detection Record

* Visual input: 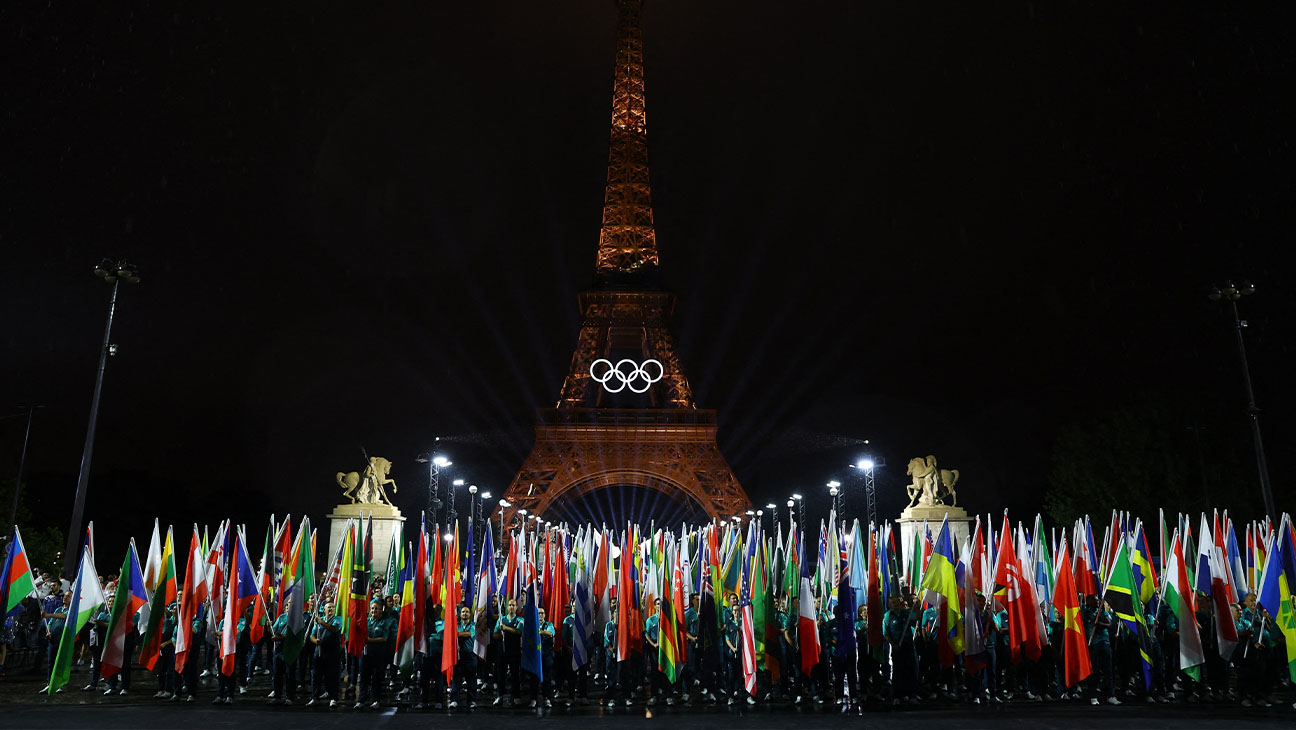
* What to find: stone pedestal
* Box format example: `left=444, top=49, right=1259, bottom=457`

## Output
left=897, top=504, right=972, bottom=557
left=326, top=503, right=405, bottom=578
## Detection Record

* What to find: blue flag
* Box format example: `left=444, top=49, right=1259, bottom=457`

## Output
left=521, top=580, right=543, bottom=682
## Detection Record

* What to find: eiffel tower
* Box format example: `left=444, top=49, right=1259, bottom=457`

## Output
left=497, top=0, right=750, bottom=529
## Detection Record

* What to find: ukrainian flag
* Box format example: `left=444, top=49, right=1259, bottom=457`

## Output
left=919, top=518, right=964, bottom=655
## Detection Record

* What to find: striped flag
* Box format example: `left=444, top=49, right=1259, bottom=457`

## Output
left=175, top=525, right=208, bottom=673
left=48, top=547, right=105, bottom=693
left=102, top=540, right=148, bottom=678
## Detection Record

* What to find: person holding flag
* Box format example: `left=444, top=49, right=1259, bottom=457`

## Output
left=47, top=546, right=105, bottom=695
left=493, top=596, right=523, bottom=706
left=452, top=604, right=477, bottom=709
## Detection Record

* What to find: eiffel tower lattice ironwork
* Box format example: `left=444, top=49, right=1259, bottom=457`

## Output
left=497, top=0, right=750, bottom=529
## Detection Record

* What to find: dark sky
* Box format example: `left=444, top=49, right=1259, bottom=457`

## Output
left=3, top=1, right=1293, bottom=554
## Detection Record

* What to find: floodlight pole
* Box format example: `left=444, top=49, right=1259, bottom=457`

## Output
left=1208, top=281, right=1275, bottom=519
left=8, top=405, right=39, bottom=531
left=64, top=278, right=120, bottom=578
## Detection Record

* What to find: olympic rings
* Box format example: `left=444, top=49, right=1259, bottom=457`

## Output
left=589, top=357, right=664, bottom=394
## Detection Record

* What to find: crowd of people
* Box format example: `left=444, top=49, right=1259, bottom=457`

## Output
left=2, top=509, right=1295, bottom=714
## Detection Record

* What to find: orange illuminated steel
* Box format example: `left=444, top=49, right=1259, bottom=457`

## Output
left=497, top=0, right=750, bottom=527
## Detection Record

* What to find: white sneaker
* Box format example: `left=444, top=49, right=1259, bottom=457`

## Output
left=119, top=689, right=129, bottom=696
left=1106, top=697, right=1121, bottom=706
left=1090, top=698, right=1099, bottom=706
left=607, top=699, right=616, bottom=707
left=666, top=697, right=674, bottom=706
left=267, top=691, right=276, bottom=699
left=449, top=700, right=458, bottom=709
left=370, top=701, right=380, bottom=709
left=328, top=699, right=337, bottom=708
left=746, top=696, right=755, bottom=705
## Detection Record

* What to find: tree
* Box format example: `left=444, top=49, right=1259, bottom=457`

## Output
left=1044, top=392, right=1253, bottom=527
left=0, top=478, right=66, bottom=574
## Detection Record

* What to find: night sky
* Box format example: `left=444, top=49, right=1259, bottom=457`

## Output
left=3, top=1, right=1293, bottom=558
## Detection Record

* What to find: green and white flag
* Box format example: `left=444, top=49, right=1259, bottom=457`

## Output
left=48, top=546, right=105, bottom=694
left=282, top=519, right=315, bottom=665
left=1164, top=531, right=1204, bottom=681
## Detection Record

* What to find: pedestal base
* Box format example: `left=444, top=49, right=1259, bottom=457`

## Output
left=326, top=503, right=405, bottom=579
left=897, top=504, right=971, bottom=564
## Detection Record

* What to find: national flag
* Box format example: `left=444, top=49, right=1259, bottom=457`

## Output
left=48, top=546, right=105, bottom=694
left=1102, top=536, right=1153, bottom=689
left=1164, top=531, right=1204, bottom=681
left=1224, top=516, right=1248, bottom=599
left=1256, top=514, right=1296, bottom=683
left=867, top=524, right=883, bottom=650
left=385, top=523, right=402, bottom=599
left=1075, top=515, right=1099, bottom=596
left=920, top=517, right=964, bottom=656
left=175, top=524, right=209, bottom=673
left=102, top=539, right=149, bottom=678
left=137, top=518, right=162, bottom=634
left=281, top=517, right=315, bottom=666
left=1051, top=536, right=1091, bottom=687
left=797, top=574, right=820, bottom=673
left=740, top=595, right=757, bottom=696
left=220, top=531, right=260, bottom=676
left=473, top=520, right=496, bottom=660
left=521, top=578, right=543, bottom=682
left=572, top=529, right=595, bottom=670
left=1033, top=514, right=1055, bottom=610
left=1198, top=513, right=1239, bottom=658
left=347, top=515, right=372, bottom=658
left=441, top=523, right=461, bottom=681
left=659, top=545, right=682, bottom=683
left=273, top=515, right=293, bottom=615
left=249, top=518, right=274, bottom=644
left=1130, top=519, right=1157, bottom=605
left=142, top=518, right=162, bottom=592
left=138, top=526, right=177, bottom=671
left=993, top=518, right=1041, bottom=662
left=1, top=526, right=37, bottom=617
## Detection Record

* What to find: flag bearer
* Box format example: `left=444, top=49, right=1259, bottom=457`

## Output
left=267, top=597, right=296, bottom=705
left=452, top=605, right=477, bottom=709
left=603, top=603, right=620, bottom=706
left=1083, top=595, right=1118, bottom=705
left=306, top=601, right=342, bottom=708
left=357, top=599, right=390, bottom=709
left=493, top=598, right=523, bottom=706
left=561, top=601, right=589, bottom=705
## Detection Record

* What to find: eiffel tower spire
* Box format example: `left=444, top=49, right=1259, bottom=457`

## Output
left=594, top=0, right=660, bottom=287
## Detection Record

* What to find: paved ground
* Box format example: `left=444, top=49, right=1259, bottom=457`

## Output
left=2, top=661, right=1293, bottom=729
left=2, top=702, right=1295, bottom=730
